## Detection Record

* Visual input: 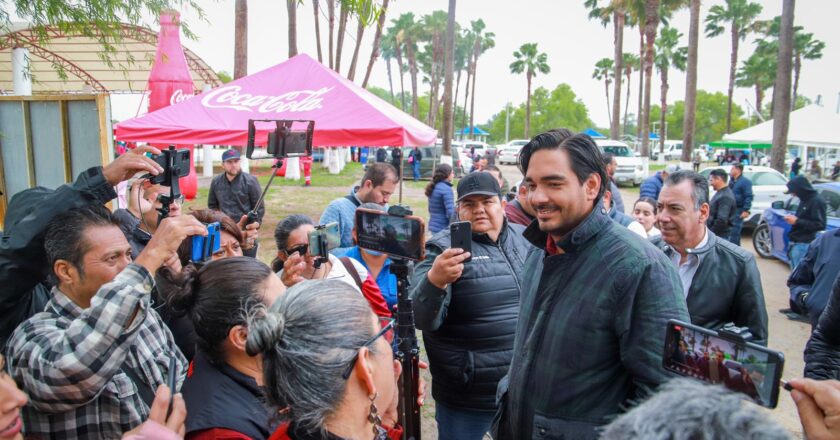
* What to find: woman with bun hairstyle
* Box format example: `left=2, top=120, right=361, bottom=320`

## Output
left=164, top=257, right=286, bottom=440
left=246, top=280, right=400, bottom=440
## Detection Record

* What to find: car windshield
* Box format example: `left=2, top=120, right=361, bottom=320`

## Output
left=602, top=146, right=632, bottom=157
left=820, top=189, right=840, bottom=218
left=745, top=171, right=787, bottom=186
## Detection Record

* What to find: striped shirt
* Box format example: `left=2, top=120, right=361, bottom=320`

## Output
left=5, top=264, right=186, bottom=439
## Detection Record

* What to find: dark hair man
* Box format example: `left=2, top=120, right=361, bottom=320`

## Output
left=493, top=131, right=688, bottom=440
left=504, top=181, right=537, bottom=227
left=727, top=163, right=754, bottom=245
left=602, top=152, right=625, bottom=213
left=5, top=204, right=205, bottom=438
left=640, top=163, right=680, bottom=201
left=707, top=169, right=737, bottom=238
left=788, top=227, right=840, bottom=329
left=320, top=162, right=398, bottom=253
left=654, top=170, right=768, bottom=345
left=0, top=146, right=164, bottom=350
left=412, top=172, right=531, bottom=440
left=390, top=146, right=403, bottom=179
left=208, top=148, right=263, bottom=257
left=783, top=175, right=827, bottom=269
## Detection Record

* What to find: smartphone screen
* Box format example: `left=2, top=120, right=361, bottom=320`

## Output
left=663, top=320, right=785, bottom=408
left=449, top=221, right=472, bottom=263
left=355, top=209, right=425, bottom=261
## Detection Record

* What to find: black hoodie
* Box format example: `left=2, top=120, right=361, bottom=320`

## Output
left=787, top=176, right=827, bottom=243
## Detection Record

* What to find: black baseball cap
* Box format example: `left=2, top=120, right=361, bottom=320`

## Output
left=457, top=172, right=501, bottom=202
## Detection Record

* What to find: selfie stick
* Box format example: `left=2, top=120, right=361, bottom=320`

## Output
left=157, top=146, right=184, bottom=222
left=385, top=205, right=422, bottom=440
left=245, top=160, right=281, bottom=226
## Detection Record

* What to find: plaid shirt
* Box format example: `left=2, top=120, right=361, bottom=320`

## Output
left=494, top=203, right=689, bottom=440
left=5, top=264, right=186, bottom=439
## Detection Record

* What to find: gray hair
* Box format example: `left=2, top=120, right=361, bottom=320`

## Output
left=600, top=378, right=791, bottom=440
left=245, top=279, right=379, bottom=433
left=664, top=170, right=709, bottom=210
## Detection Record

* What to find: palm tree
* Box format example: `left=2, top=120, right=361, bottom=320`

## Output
left=586, top=0, right=627, bottom=139
left=622, top=52, right=640, bottom=132
left=441, top=0, right=457, bottom=156
left=681, top=0, right=700, bottom=163
left=735, top=51, right=774, bottom=121
left=461, top=28, right=476, bottom=139
left=400, top=14, right=421, bottom=118
left=792, top=31, right=824, bottom=109
left=510, top=43, right=550, bottom=138
left=452, top=29, right=471, bottom=134
left=468, top=19, right=495, bottom=140
left=654, top=26, right=687, bottom=152
left=327, top=0, right=336, bottom=69
left=704, top=0, right=763, bottom=134
left=336, top=2, right=350, bottom=72
left=593, top=57, right=615, bottom=127
left=362, top=0, right=390, bottom=88
left=419, top=11, right=448, bottom=127
left=379, top=32, right=396, bottom=102
left=233, top=0, right=247, bottom=79
left=313, top=0, right=323, bottom=63
left=383, top=20, right=407, bottom=110
left=626, top=1, right=647, bottom=142
left=286, top=0, right=298, bottom=57
left=640, top=0, right=659, bottom=158
left=770, top=0, right=795, bottom=173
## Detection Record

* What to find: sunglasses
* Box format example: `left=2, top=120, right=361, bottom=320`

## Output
left=341, top=318, right=396, bottom=380
left=283, top=243, right=309, bottom=256
left=156, top=194, right=185, bottom=205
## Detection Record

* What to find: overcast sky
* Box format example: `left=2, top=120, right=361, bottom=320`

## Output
left=116, top=0, right=840, bottom=131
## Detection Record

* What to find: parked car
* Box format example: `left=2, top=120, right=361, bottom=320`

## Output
left=662, top=140, right=683, bottom=161
left=399, top=144, right=467, bottom=179
left=596, top=139, right=645, bottom=186
left=752, top=182, right=840, bottom=263
left=699, top=165, right=789, bottom=228
left=463, top=141, right=490, bottom=159
left=498, top=140, right=529, bottom=165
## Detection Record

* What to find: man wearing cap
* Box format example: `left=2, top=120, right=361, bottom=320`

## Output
left=208, top=149, right=264, bottom=257
left=411, top=172, right=531, bottom=440
left=640, top=164, right=680, bottom=202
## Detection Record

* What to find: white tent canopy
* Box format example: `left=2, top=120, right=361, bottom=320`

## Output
left=724, top=104, right=840, bottom=148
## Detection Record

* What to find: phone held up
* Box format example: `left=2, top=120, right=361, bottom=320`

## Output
left=449, top=221, right=472, bottom=263
left=355, top=208, right=425, bottom=261
left=663, top=320, right=785, bottom=408
left=308, top=222, right=341, bottom=262
left=191, top=222, right=221, bottom=263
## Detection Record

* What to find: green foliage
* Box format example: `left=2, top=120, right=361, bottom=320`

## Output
left=593, top=58, right=614, bottom=82
left=654, top=26, right=687, bottom=73
left=650, top=90, right=750, bottom=146
left=483, top=84, right=593, bottom=143
left=216, top=71, right=233, bottom=84
left=704, top=0, right=763, bottom=40
left=510, top=43, right=550, bottom=77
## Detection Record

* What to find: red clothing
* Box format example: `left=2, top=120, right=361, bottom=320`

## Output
left=187, top=427, right=254, bottom=439
left=504, top=200, right=534, bottom=227
left=361, top=273, right=392, bottom=318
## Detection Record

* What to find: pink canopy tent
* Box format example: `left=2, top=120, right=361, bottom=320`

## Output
left=115, top=53, right=437, bottom=147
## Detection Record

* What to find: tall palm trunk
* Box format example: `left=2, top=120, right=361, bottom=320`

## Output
left=313, top=0, right=323, bottom=63
left=233, top=0, right=247, bottom=79
left=406, top=39, right=420, bottom=118
left=770, top=0, right=795, bottom=173
left=659, top=67, right=668, bottom=148
left=525, top=73, right=532, bottom=138
left=453, top=68, right=462, bottom=124
left=327, top=0, right=335, bottom=69
left=623, top=69, right=632, bottom=133
left=611, top=10, right=624, bottom=139
left=681, top=0, right=700, bottom=162
left=641, top=0, right=659, bottom=158
left=726, top=24, right=739, bottom=133
left=468, top=44, right=479, bottom=139
left=386, top=57, right=395, bottom=102
left=461, top=61, right=472, bottom=139
left=335, top=3, right=349, bottom=72
left=792, top=54, right=801, bottom=110
left=605, top=79, right=612, bottom=127
left=347, top=19, right=365, bottom=80
left=636, top=24, right=645, bottom=141
left=286, top=0, right=298, bottom=57
left=441, top=0, right=457, bottom=156
left=394, top=45, right=406, bottom=111
left=362, top=0, right=389, bottom=88
left=755, top=85, right=764, bottom=118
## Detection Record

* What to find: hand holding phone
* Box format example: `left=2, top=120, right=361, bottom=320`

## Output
left=449, top=221, right=472, bottom=263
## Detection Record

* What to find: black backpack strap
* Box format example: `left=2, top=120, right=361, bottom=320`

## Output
left=121, top=359, right=155, bottom=407
left=339, top=257, right=364, bottom=291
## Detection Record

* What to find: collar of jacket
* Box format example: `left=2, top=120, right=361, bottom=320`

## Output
left=523, top=200, right=611, bottom=252
left=658, top=227, right=717, bottom=257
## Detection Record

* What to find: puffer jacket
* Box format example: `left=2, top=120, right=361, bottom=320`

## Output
left=651, top=230, right=768, bottom=345
left=639, top=172, right=664, bottom=200
left=427, top=181, right=455, bottom=233
left=804, top=272, right=840, bottom=380
left=789, top=229, right=840, bottom=325
left=411, top=220, right=530, bottom=410
left=786, top=175, right=827, bottom=244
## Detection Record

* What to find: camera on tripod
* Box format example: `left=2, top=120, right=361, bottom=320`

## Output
left=245, top=119, right=314, bottom=160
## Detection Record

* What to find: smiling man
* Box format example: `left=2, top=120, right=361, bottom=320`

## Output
left=493, top=131, right=689, bottom=440
left=411, top=172, right=531, bottom=440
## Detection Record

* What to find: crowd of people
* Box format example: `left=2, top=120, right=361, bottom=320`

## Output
left=1, top=131, right=840, bottom=440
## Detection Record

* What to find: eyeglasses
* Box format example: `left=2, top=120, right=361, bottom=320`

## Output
left=156, top=194, right=185, bottom=205
left=282, top=243, right=309, bottom=256
left=341, top=318, right=396, bottom=380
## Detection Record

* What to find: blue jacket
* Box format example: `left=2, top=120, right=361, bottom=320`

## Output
left=640, top=172, right=664, bottom=201
left=729, top=175, right=754, bottom=213
left=788, top=229, right=840, bottom=325
left=428, top=181, right=455, bottom=233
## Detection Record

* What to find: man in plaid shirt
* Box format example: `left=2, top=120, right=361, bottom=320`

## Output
left=492, top=132, right=689, bottom=440
left=5, top=203, right=205, bottom=439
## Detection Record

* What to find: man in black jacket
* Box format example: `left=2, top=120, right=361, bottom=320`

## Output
left=788, top=228, right=840, bottom=326
left=784, top=175, right=827, bottom=269
left=0, top=146, right=164, bottom=350
left=411, top=172, right=531, bottom=440
left=707, top=169, right=737, bottom=238
left=804, top=274, right=840, bottom=379
left=655, top=170, right=768, bottom=345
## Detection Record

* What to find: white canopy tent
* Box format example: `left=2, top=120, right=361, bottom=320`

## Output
left=724, top=105, right=840, bottom=169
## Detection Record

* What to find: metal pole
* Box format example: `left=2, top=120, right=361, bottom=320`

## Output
left=505, top=101, right=510, bottom=144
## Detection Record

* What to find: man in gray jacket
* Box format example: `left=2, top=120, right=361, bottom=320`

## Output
left=412, top=172, right=530, bottom=440
left=655, top=170, right=768, bottom=345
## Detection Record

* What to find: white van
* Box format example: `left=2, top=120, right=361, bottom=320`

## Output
left=662, top=140, right=683, bottom=161
left=595, top=139, right=645, bottom=186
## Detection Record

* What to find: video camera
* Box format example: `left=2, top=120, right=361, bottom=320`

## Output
left=245, top=119, right=314, bottom=160
left=663, top=320, right=785, bottom=408
left=146, top=146, right=190, bottom=221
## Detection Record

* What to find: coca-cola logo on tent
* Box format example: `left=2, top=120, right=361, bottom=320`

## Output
left=169, top=88, right=195, bottom=105
left=201, top=85, right=333, bottom=113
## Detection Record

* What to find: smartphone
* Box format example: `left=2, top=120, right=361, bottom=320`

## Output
left=663, top=320, right=785, bottom=408
left=148, top=147, right=190, bottom=185
left=355, top=208, right=426, bottom=261
left=308, top=222, right=340, bottom=259
left=449, top=221, right=472, bottom=263
left=166, top=355, right=177, bottom=416
left=190, top=222, right=221, bottom=263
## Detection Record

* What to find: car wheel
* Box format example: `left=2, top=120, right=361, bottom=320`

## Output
left=752, top=223, right=774, bottom=259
